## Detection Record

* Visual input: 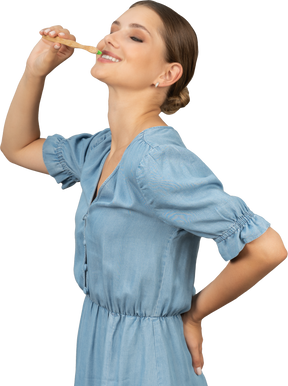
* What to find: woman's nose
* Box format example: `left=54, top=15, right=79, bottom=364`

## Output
left=104, top=32, right=119, bottom=48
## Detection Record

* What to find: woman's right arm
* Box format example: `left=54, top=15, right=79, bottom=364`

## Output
left=0, top=23, right=79, bottom=176
left=0, top=71, right=48, bottom=173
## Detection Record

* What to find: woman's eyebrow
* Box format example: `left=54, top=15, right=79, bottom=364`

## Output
left=111, top=20, right=151, bottom=36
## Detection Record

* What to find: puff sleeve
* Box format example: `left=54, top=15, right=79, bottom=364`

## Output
left=42, top=132, right=96, bottom=189
left=136, top=144, right=271, bottom=262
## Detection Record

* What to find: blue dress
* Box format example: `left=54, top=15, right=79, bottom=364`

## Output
left=42, top=125, right=270, bottom=386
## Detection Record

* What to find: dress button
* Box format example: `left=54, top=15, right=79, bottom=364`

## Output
left=83, top=263, right=88, bottom=272
left=83, top=239, right=86, bottom=245
left=82, top=214, right=87, bottom=220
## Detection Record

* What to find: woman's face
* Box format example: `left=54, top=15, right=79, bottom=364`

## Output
left=91, top=6, right=169, bottom=91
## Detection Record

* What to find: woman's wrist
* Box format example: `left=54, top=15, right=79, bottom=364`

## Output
left=190, top=293, right=203, bottom=322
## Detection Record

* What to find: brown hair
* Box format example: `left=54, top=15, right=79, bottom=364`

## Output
left=129, top=0, right=199, bottom=115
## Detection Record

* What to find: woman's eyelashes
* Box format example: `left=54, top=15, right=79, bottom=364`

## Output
left=130, top=37, right=143, bottom=42
left=109, top=31, right=143, bottom=43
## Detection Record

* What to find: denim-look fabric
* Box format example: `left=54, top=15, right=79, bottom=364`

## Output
left=42, top=125, right=270, bottom=386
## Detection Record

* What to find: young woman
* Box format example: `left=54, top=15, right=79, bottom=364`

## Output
left=1, top=1, right=287, bottom=385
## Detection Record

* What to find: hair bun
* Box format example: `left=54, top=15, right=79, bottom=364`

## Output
left=161, top=86, right=193, bottom=118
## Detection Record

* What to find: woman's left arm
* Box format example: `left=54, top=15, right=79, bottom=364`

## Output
left=181, top=227, right=288, bottom=375
left=187, top=226, right=287, bottom=324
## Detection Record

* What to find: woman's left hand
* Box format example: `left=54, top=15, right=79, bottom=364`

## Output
left=181, top=310, right=204, bottom=376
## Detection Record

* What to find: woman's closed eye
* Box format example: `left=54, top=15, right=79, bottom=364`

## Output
left=130, top=36, right=143, bottom=42
left=109, top=31, right=143, bottom=43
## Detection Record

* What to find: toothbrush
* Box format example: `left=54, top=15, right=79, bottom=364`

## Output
left=42, top=35, right=102, bottom=55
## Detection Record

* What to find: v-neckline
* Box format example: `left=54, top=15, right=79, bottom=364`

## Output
left=90, top=151, right=110, bottom=204
left=89, top=143, right=126, bottom=206
left=89, top=125, right=173, bottom=206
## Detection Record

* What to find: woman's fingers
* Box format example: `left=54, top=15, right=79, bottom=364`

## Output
left=181, top=313, right=204, bottom=376
left=37, top=23, right=79, bottom=41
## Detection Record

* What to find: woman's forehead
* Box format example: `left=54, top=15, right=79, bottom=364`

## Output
left=114, top=6, right=161, bottom=29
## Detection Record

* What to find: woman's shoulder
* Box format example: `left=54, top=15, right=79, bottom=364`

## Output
left=139, top=125, right=209, bottom=172
left=142, top=125, right=186, bottom=150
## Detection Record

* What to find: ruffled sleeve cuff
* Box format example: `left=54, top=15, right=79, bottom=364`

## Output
left=43, top=132, right=80, bottom=193
left=210, top=210, right=274, bottom=264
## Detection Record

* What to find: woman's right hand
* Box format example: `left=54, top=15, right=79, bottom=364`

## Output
left=25, top=25, right=76, bottom=78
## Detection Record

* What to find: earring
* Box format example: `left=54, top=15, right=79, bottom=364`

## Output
left=155, top=82, right=159, bottom=88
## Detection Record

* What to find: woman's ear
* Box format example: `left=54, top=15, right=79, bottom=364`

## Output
left=158, top=63, right=183, bottom=88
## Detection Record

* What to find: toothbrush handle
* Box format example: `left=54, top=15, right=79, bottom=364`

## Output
left=42, top=35, right=101, bottom=55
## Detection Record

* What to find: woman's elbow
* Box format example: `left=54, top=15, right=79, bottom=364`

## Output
left=244, top=225, right=288, bottom=263
left=235, top=227, right=287, bottom=266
